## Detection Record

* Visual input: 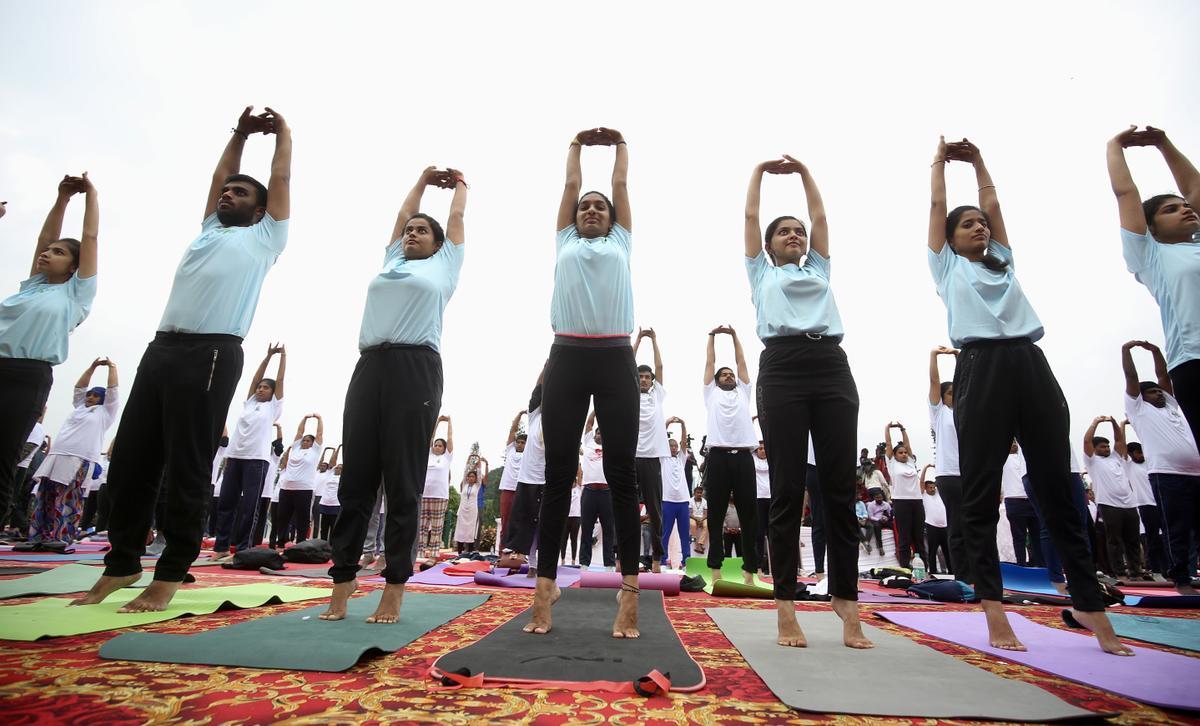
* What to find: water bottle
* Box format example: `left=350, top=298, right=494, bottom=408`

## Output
left=911, top=553, right=927, bottom=581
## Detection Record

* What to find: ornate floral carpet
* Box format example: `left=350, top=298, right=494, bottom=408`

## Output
left=1, top=566, right=1198, bottom=724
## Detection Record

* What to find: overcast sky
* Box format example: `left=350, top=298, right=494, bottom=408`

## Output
left=3, top=1, right=1198, bottom=488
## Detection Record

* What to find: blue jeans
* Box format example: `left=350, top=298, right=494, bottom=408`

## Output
left=1151, top=473, right=1200, bottom=585
left=661, top=500, right=691, bottom=565
left=1022, top=472, right=1089, bottom=584
left=213, top=458, right=268, bottom=553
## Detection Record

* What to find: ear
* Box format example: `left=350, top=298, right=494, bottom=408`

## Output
left=253, top=206, right=267, bottom=224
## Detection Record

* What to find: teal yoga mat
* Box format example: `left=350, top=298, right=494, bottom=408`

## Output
left=0, top=563, right=153, bottom=599
left=100, top=591, right=489, bottom=671
left=1062, top=610, right=1200, bottom=652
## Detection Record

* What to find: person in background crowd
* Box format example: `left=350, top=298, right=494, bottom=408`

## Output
left=1001, top=441, right=1042, bottom=567
left=1084, top=415, right=1141, bottom=579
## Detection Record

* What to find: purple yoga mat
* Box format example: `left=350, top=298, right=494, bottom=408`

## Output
left=877, top=610, right=1200, bottom=712
left=578, top=570, right=680, bottom=596
left=473, top=567, right=582, bottom=590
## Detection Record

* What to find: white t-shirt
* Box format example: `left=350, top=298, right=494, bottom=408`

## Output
left=278, top=441, right=321, bottom=491
left=499, top=442, right=523, bottom=492
left=53, top=387, right=120, bottom=463
left=1069, top=445, right=1084, bottom=474
left=637, top=381, right=670, bottom=458
left=753, top=454, right=771, bottom=498
left=423, top=450, right=453, bottom=499
left=1084, top=452, right=1135, bottom=508
left=663, top=449, right=690, bottom=503
left=1124, top=458, right=1155, bottom=508
left=928, top=402, right=960, bottom=477
left=263, top=449, right=282, bottom=499
left=1125, top=392, right=1200, bottom=475
left=319, top=475, right=340, bottom=507
left=703, top=379, right=757, bottom=448
left=923, top=489, right=948, bottom=527
left=1000, top=452, right=1027, bottom=499
left=886, top=456, right=922, bottom=499
left=516, top=409, right=546, bottom=485
left=313, top=469, right=333, bottom=499
left=211, top=446, right=226, bottom=489
left=690, top=496, right=708, bottom=520
left=569, top=485, right=582, bottom=517
left=226, top=395, right=283, bottom=461
left=581, top=430, right=606, bottom=484
left=18, top=422, right=44, bottom=468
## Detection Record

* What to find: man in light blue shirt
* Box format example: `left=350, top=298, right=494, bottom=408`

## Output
left=79, top=107, right=293, bottom=613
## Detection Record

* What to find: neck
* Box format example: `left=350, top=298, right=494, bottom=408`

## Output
left=44, top=272, right=72, bottom=284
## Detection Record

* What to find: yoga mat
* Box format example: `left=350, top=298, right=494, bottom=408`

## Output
left=876, top=610, right=1200, bottom=712
left=1061, top=610, right=1200, bottom=652
left=444, top=561, right=493, bottom=577
left=432, top=588, right=704, bottom=691
left=0, top=553, right=108, bottom=562
left=407, top=562, right=478, bottom=586
left=1000, top=563, right=1061, bottom=596
left=684, top=557, right=771, bottom=596
left=1128, top=595, right=1200, bottom=609
left=1, top=542, right=109, bottom=553
left=579, top=571, right=680, bottom=596
left=709, top=608, right=1098, bottom=721
left=473, top=567, right=582, bottom=590
left=0, top=564, right=153, bottom=599
left=0, top=583, right=329, bottom=641
left=0, top=566, right=49, bottom=576
left=100, top=592, right=488, bottom=671
left=712, top=579, right=774, bottom=599
left=855, top=590, right=944, bottom=605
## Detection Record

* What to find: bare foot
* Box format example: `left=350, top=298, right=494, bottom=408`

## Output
left=831, top=596, right=874, bottom=649
left=366, top=583, right=404, bottom=623
left=523, top=577, right=560, bottom=634
left=1070, top=610, right=1135, bottom=656
left=743, top=571, right=755, bottom=586
left=359, top=554, right=376, bottom=569
left=118, top=580, right=182, bottom=613
left=982, top=600, right=1026, bottom=651
left=69, top=573, right=141, bottom=606
left=373, top=554, right=387, bottom=572
left=651, top=561, right=661, bottom=574
left=613, top=576, right=640, bottom=638
left=1052, top=581, right=1069, bottom=595
left=775, top=599, right=807, bottom=647
left=711, top=568, right=722, bottom=584
left=320, top=580, right=358, bottom=621
left=1176, top=583, right=1198, bottom=596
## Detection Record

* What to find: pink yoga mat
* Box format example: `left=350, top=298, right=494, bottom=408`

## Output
left=877, top=610, right=1200, bottom=712
left=474, top=567, right=582, bottom=590
left=405, top=562, right=478, bottom=586
left=578, top=570, right=680, bottom=596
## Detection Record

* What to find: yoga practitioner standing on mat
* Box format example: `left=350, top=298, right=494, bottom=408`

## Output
left=702, top=327, right=760, bottom=585
left=418, top=417, right=454, bottom=562
left=660, top=417, right=690, bottom=569
left=1082, top=416, right=1140, bottom=580
left=502, top=373, right=547, bottom=568
left=884, top=421, right=926, bottom=570
left=322, top=164, right=466, bottom=623
left=497, top=411, right=527, bottom=547
left=1121, top=340, right=1200, bottom=595
left=526, top=127, right=641, bottom=638
left=1107, top=127, right=1200, bottom=450
left=632, top=327, right=670, bottom=573
left=212, top=344, right=286, bottom=560
left=744, top=156, right=872, bottom=649
left=0, top=174, right=98, bottom=538
left=579, top=411, right=617, bottom=570
left=78, top=106, right=291, bottom=612
left=275, top=414, right=324, bottom=547
left=927, top=136, right=1130, bottom=654
left=928, top=346, right=969, bottom=582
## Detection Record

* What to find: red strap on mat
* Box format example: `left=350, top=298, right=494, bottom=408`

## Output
left=431, top=667, right=671, bottom=697
left=430, top=668, right=486, bottom=691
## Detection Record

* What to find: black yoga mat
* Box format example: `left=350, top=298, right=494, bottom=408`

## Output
left=432, top=588, right=704, bottom=690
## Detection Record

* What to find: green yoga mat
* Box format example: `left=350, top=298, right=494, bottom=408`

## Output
left=0, top=583, right=328, bottom=641
left=0, top=564, right=153, bottom=599
left=708, top=608, right=1099, bottom=720
left=100, top=591, right=488, bottom=671
left=1063, top=610, right=1200, bottom=652
left=684, top=557, right=772, bottom=597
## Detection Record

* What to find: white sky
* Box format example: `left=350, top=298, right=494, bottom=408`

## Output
left=3, top=1, right=1198, bottom=488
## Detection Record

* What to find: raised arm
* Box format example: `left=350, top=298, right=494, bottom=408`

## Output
left=77, top=173, right=98, bottom=279
left=556, top=135, right=584, bottom=230
left=928, top=346, right=957, bottom=405
left=790, top=155, right=829, bottom=259
left=639, top=328, right=664, bottom=384
left=444, top=416, right=453, bottom=453
left=294, top=415, right=309, bottom=443
left=1145, top=341, right=1173, bottom=394
left=1152, top=127, right=1200, bottom=209
left=262, top=108, right=291, bottom=221
left=949, top=139, right=1008, bottom=248
left=247, top=345, right=276, bottom=399
left=730, top=327, right=750, bottom=384
left=1107, top=126, right=1150, bottom=234
left=585, top=410, right=597, bottom=434
left=330, top=444, right=341, bottom=467
left=1083, top=416, right=1104, bottom=457
left=32, top=176, right=81, bottom=277
left=312, top=413, right=324, bottom=446
left=928, top=137, right=949, bottom=253
left=900, top=423, right=912, bottom=456
left=445, top=168, right=467, bottom=245
left=75, top=358, right=102, bottom=389
left=204, top=107, right=270, bottom=220
left=704, top=328, right=718, bottom=384
left=745, top=161, right=770, bottom=258
left=884, top=423, right=895, bottom=459
left=1112, top=416, right=1128, bottom=459
left=610, top=129, right=631, bottom=231
left=506, top=409, right=525, bottom=446
left=392, top=167, right=442, bottom=246
left=104, top=358, right=118, bottom=389
left=920, top=464, right=933, bottom=484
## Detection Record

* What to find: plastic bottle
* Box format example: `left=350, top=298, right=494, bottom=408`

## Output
left=911, top=553, right=927, bottom=581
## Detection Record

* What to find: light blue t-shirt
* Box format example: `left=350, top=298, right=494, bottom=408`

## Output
left=551, top=224, right=633, bottom=336
left=358, top=237, right=464, bottom=352
left=928, top=241, right=1043, bottom=348
left=1121, top=228, right=1200, bottom=371
left=744, top=249, right=844, bottom=341
left=158, top=213, right=289, bottom=337
left=0, top=273, right=97, bottom=365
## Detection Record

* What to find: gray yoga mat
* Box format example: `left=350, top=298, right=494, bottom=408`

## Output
left=0, top=563, right=153, bottom=599
left=708, top=608, right=1100, bottom=721
left=259, top=566, right=384, bottom=579
left=100, top=591, right=488, bottom=672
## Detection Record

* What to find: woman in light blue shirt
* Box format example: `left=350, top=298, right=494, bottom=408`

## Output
left=1106, top=125, right=1200, bottom=451
left=928, top=136, right=1130, bottom=656
left=0, top=174, right=98, bottom=541
left=527, top=128, right=641, bottom=640
left=323, top=165, right=467, bottom=625
left=744, top=155, right=872, bottom=650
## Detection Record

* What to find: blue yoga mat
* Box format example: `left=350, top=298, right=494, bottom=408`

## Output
left=1064, top=611, right=1200, bottom=652
left=999, top=563, right=1060, bottom=595
left=1126, top=594, right=1200, bottom=609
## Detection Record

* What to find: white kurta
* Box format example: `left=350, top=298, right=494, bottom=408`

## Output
left=453, top=483, right=480, bottom=543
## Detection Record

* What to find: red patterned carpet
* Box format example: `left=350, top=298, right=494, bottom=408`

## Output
left=1, top=564, right=1198, bottom=724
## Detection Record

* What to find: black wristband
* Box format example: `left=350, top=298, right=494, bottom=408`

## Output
left=231, top=127, right=249, bottom=140
left=616, top=141, right=627, bottom=146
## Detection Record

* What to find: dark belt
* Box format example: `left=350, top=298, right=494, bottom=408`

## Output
left=708, top=446, right=751, bottom=455
left=585, top=482, right=609, bottom=491
left=361, top=342, right=435, bottom=354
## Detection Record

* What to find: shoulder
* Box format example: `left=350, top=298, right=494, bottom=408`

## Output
left=556, top=225, right=580, bottom=246
left=804, top=249, right=831, bottom=275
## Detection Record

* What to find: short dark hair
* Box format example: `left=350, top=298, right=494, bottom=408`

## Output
left=224, top=174, right=268, bottom=207
left=433, top=438, right=448, bottom=449
left=1092, top=436, right=1110, bottom=446
left=55, top=237, right=82, bottom=271
left=259, top=378, right=276, bottom=394
left=714, top=366, right=734, bottom=384
left=1142, top=193, right=1184, bottom=230
left=637, top=364, right=654, bottom=380
left=1140, top=381, right=1163, bottom=394
left=408, top=213, right=446, bottom=245
left=946, top=205, right=1008, bottom=272
left=763, top=216, right=805, bottom=263
left=1127, top=441, right=1143, bottom=454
